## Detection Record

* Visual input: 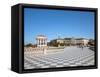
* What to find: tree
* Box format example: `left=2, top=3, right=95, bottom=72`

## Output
left=25, top=43, right=33, bottom=47
left=60, top=43, right=64, bottom=46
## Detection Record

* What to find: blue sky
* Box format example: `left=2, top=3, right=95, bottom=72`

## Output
left=24, top=8, right=94, bottom=44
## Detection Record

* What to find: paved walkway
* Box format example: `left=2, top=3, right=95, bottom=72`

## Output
left=24, top=46, right=94, bottom=69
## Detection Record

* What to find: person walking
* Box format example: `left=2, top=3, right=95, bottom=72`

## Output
left=81, top=44, right=84, bottom=50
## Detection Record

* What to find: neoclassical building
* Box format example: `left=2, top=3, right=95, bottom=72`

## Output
left=36, top=35, right=47, bottom=47
left=50, top=37, right=89, bottom=46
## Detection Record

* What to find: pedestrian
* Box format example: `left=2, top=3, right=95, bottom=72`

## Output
left=81, top=45, right=84, bottom=50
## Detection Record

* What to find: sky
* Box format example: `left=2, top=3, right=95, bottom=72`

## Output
left=24, top=8, right=94, bottom=45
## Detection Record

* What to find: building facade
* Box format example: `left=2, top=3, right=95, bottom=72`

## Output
left=75, top=38, right=89, bottom=46
left=49, top=37, right=89, bottom=47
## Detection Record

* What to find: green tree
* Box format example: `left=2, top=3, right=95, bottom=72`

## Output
left=25, top=43, right=33, bottom=47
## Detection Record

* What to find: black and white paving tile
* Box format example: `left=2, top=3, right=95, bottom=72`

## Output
left=24, top=47, right=94, bottom=69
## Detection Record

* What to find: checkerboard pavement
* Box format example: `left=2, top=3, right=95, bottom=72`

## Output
left=24, top=47, right=94, bottom=69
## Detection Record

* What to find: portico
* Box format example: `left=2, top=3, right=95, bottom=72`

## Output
left=36, top=35, right=47, bottom=47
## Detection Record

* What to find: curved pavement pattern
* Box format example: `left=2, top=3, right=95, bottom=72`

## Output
left=24, top=46, right=94, bottom=69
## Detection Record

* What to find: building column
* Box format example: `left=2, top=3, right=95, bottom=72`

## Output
left=42, top=39, right=43, bottom=46
left=40, top=39, right=41, bottom=47
left=46, top=39, right=47, bottom=46
left=42, top=39, right=44, bottom=46
left=44, top=39, right=45, bottom=46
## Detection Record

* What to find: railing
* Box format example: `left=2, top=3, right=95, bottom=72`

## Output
left=24, top=47, right=65, bottom=55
